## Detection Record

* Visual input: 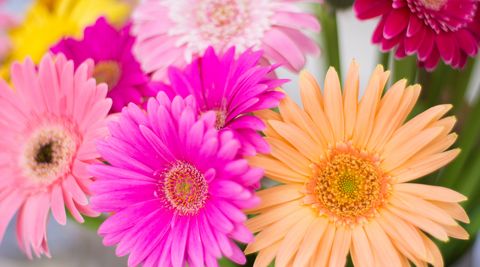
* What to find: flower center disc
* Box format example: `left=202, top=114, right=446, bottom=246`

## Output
left=163, top=162, right=208, bottom=215
left=22, top=127, right=75, bottom=183
left=196, top=0, right=249, bottom=38
left=315, top=153, right=381, bottom=219
left=92, top=61, right=122, bottom=91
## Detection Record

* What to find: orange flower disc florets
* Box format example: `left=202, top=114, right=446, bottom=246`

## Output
left=302, top=140, right=393, bottom=228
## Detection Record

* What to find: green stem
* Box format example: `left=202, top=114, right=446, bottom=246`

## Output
left=392, top=55, right=417, bottom=87
left=378, top=51, right=390, bottom=70
left=452, top=57, right=477, bottom=113
left=317, top=4, right=341, bottom=82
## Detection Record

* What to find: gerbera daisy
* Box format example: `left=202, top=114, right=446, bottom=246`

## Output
left=1, top=0, right=130, bottom=79
left=158, top=46, right=288, bottom=158
left=131, top=0, right=322, bottom=81
left=0, top=53, right=115, bottom=258
left=354, top=0, right=480, bottom=70
left=244, top=61, right=468, bottom=267
left=87, top=92, right=263, bottom=267
left=51, top=17, right=155, bottom=113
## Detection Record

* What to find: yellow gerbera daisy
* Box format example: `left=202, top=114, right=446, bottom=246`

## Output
left=1, top=0, right=130, bottom=79
left=245, top=61, right=468, bottom=267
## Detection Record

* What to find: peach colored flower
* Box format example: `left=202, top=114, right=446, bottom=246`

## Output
left=244, top=61, right=468, bottom=267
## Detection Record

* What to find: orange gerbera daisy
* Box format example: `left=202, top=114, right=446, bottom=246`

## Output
left=244, top=61, right=468, bottom=267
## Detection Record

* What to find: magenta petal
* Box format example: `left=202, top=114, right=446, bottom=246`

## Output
left=187, top=218, right=204, bottom=267
left=383, top=8, right=410, bottom=39
left=198, top=211, right=222, bottom=258
left=229, top=223, right=254, bottom=244
left=406, top=13, right=423, bottom=37
left=425, top=46, right=441, bottom=71
left=435, top=32, right=455, bottom=64
left=226, top=239, right=247, bottom=265
left=372, top=15, right=388, bottom=44
left=454, top=28, right=478, bottom=56
left=170, top=215, right=190, bottom=267
left=354, top=0, right=392, bottom=20
left=210, top=196, right=247, bottom=223
left=205, top=200, right=234, bottom=233
left=418, top=29, right=435, bottom=61
left=404, top=26, right=426, bottom=55
left=227, top=115, right=265, bottom=131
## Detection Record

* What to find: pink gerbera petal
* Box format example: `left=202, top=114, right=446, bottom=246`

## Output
left=131, top=0, right=322, bottom=80
left=89, top=93, right=260, bottom=267
left=0, top=53, right=114, bottom=258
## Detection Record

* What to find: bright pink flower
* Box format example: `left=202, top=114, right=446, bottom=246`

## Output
left=88, top=93, right=263, bottom=267
left=0, top=53, right=115, bottom=258
left=132, top=0, right=322, bottom=81
left=51, top=17, right=156, bottom=113
left=354, top=0, right=480, bottom=70
left=157, top=46, right=288, bottom=158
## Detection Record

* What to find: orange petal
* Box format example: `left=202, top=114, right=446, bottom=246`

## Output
left=384, top=104, right=451, bottom=158
left=351, top=226, right=374, bottom=267
left=324, top=67, right=344, bottom=143
left=395, top=84, right=421, bottom=130
left=253, top=109, right=283, bottom=122
left=440, top=223, right=469, bottom=240
left=387, top=205, right=448, bottom=241
left=353, top=75, right=380, bottom=148
left=275, top=212, right=317, bottom=267
left=245, top=200, right=302, bottom=233
left=372, top=86, right=413, bottom=151
left=381, top=126, right=444, bottom=171
left=311, top=222, right=336, bottom=267
left=264, top=120, right=291, bottom=145
left=244, top=207, right=313, bottom=254
left=389, top=237, right=429, bottom=267
left=278, top=92, right=327, bottom=148
left=393, top=183, right=467, bottom=203
left=418, top=231, right=444, bottom=267
left=266, top=137, right=312, bottom=176
left=392, top=149, right=460, bottom=183
left=293, top=216, right=329, bottom=267
left=243, top=184, right=302, bottom=214
left=366, top=79, right=406, bottom=151
left=408, top=132, right=457, bottom=164
left=301, top=70, right=324, bottom=110
left=389, top=192, right=457, bottom=226
left=269, top=120, right=323, bottom=162
left=343, top=60, right=360, bottom=139
left=253, top=240, right=282, bottom=267
left=377, top=208, right=426, bottom=259
left=246, top=155, right=307, bottom=184
left=428, top=200, right=469, bottom=223
left=364, top=220, right=402, bottom=267
left=299, top=75, right=335, bottom=145
left=328, top=226, right=351, bottom=267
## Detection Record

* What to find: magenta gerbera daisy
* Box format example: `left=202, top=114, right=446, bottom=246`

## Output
left=0, top=53, right=114, bottom=258
left=158, top=46, right=288, bottom=158
left=51, top=17, right=156, bottom=113
left=131, top=0, right=322, bottom=81
left=354, top=0, right=480, bottom=70
left=87, top=92, right=263, bottom=267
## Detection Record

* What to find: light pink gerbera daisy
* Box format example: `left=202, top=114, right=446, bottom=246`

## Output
left=131, top=0, right=322, bottom=81
left=0, top=53, right=115, bottom=258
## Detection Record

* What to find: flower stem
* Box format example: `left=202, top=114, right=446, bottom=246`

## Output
left=392, top=55, right=417, bottom=87
left=317, top=4, right=342, bottom=82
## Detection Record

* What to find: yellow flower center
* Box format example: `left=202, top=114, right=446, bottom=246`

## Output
left=214, top=109, right=227, bottom=130
left=302, top=141, right=391, bottom=227
left=419, top=0, right=448, bottom=10
left=314, top=153, right=381, bottom=219
left=92, top=61, right=122, bottom=91
left=163, top=162, right=208, bottom=215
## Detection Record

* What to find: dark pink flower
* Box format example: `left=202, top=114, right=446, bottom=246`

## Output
left=88, top=93, right=263, bottom=267
left=354, top=0, right=480, bottom=70
left=51, top=17, right=156, bottom=112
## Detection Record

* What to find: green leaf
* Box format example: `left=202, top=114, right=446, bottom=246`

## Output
left=316, top=4, right=341, bottom=82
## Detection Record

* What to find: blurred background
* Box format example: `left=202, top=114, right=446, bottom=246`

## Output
left=0, top=0, right=479, bottom=266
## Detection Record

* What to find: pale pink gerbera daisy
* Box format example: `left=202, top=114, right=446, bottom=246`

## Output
left=131, top=0, right=322, bottom=81
left=0, top=53, right=114, bottom=258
